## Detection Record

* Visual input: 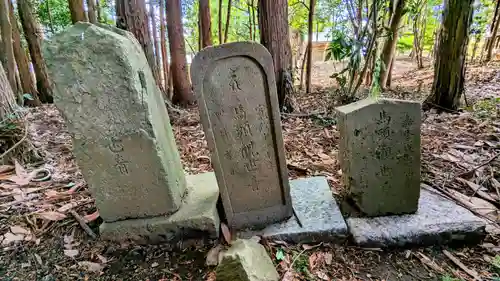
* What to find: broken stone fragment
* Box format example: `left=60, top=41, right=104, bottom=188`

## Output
left=216, top=239, right=279, bottom=281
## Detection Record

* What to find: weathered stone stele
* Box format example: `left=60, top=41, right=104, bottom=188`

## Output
left=44, top=23, right=186, bottom=222
left=191, top=42, right=292, bottom=230
left=335, top=98, right=421, bottom=216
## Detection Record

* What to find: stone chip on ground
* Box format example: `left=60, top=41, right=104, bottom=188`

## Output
left=347, top=186, right=487, bottom=247
left=216, top=239, right=279, bottom=281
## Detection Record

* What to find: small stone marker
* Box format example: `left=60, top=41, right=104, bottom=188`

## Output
left=191, top=42, right=292, bottom=230
left=216, top=239, right=279, bottom=281
left=335, top=98, right=421, bottom=216
left=45, top=23, right=219, bottom=243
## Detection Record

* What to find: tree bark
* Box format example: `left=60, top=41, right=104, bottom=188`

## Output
left=247, top=1, right=252, bottom=41
left=200, top=0, right=213, bottom=47
left=258, top=0, right=294, bottom=110
left=46, top=0, right=55, bottom=34
left=218, top=0, right=223, bottom=44
left=166, top=0, right=193, bottom=105
left=486, top=0, right=500, bottom=62
left=9, top=1, right=40, bottom=106
left=378, top=0, right=406, bottom=88
left=224, top=0, right=232, bottom=43
left=0, top=0, right=18, bottom=95
left=305, top=0, right=315, bottom=94
left=425, top=0, right=474, bottom=111
left=96, top=0, right=102, bottom=22
left=68, top=0, right=87, bottom=23
left=251, top=0, right=256, bottom=41
left=116, top=0, right=159, bottom=85
left=18, top=0, right=53, bottom=103
left=87, top=0, right=97, bottom=23
left=159, top=0, right=169, bottom=93
left=0, top=63, right=17, bottom=119
left=149, top=3, right=162, bottom=90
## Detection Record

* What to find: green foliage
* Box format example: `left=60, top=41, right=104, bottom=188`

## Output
left=491, top=255, right=500, bottom=274
left=275, top=248, right=285, bottom=261
left=324, top=30, right=352, bottom=61
left=36, top=0, right=71, bottom=34
left=441, top=275, right=462, bottom=281
left=369, top=58, right=383, bottom=98
left=397, top=32, right=414, bottom=52
left=469, top=97, right=500, bottom=119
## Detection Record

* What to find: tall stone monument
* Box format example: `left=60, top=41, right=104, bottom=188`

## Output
left=191, top=42, right=292, bottom=230
left=44, top=23, right=219, bottom=243
left=335, top=98, right=421, bottom=216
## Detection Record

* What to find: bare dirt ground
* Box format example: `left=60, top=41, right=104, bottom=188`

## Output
left=0, top=56, right=499, bottom=281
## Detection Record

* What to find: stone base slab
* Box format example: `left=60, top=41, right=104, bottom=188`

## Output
left=347, top=186, right=487, bottom=248
left=241, top=177, right=348, bottom=244
left=100, top=172, right=220, bottom=244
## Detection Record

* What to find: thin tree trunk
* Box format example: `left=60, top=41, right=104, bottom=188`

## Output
left=200, top=0, right=213, bottom=47
left=0, top=0, right=17, bottom=95
left=247, top=1, right=253, bottom=40
left=159, top=0, right=169, bottom=93
left=486, top=0, right=500, bottom=62
left=224, top=0, right=232, bottom=43
left=471, top=34, right=480, bottom=62
left=166, top=0, right=193, bottom=105
left=68, top=0, right=87, bottom=23
left=87, top=0, right=97, bottom=23
left=378, top=0, right=406, bottom=88
left=425, top=0, right=474, bottom=111
left=9, top=1, right=40, bottom=106
left=96, top=0, right=102, bottom=22
left=116, top=0, right=159, bottom=85
left=316, top=21, right=319, bottom=41
left=251, top=0, right=256, bottom=41
left=218, top=0, right=223, bottom=44
left=386, top=56, right=394, bottom=87
left=149, top=3, right=162, bottom=90
left=46, top=0, right=55, bottom=34
left=305, top=0, right=315, bottom=94
left=259, top=0, right=294, bottom=110
left=18, top=0, right=53, bottom=103
left=299, top=43, right=308, bottom=90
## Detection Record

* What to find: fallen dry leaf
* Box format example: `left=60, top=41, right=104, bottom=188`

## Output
left=83, top=210, right=100, bottom=223
left=64, top=249, right=79, bottom=258
left=2, top=232, right=25, bottom=245
left=57, top=202, right=79, bottom=213
left=281, top=270, right=295, bottom=281
left=0, top=165, right=14, bottom=174
left=10, top=225, right=30, bottom=235
left=78, top=261, right=104, bottom=273
left=221, top=223, right=232, bottom=244
left=316, top=271, right=330, bottom=280
left=206, top=244, right=223, bottom=266
left=38, top=211, right=67, bottom=221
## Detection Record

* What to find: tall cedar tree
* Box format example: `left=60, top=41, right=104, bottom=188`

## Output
left=166, top=0, right=193, bottom=104
left=159, top=0, right=169, bottom=93
left=486, top=0, right=500, bottom=62
left=259, top=0, right=294, bottom=111
left=116, top=0, right=159, bottom=85
left=379, top=0, right=406, bottom=88
left=18, top=0, right=53, bottom=103
left=0, top=0, right=17, bottom=95
left=87, top=0, right=97, bottom=23
left=305, top=0, right=315, bottom=94
left=199, top=0, right=213, bottom=47
left=425, top=0, right=474, bottom=111
left=0, top=63, right=17, bottom=119
left=218, top=0, right=223, bottom=44
left=9, top=0, right=41, bottom=105
left=68, top=0, right=86, bottom=23
left=149, top=3, right=162, bottom=91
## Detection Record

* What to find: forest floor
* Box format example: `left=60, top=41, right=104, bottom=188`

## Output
left=0, top=56, right=499, bottom=281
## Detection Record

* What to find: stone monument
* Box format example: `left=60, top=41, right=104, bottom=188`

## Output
left=44, top=23, right=219, bottom=243
left=335, top=98, right=421, bottom=216
left=191, top=42, right=292, bottom=230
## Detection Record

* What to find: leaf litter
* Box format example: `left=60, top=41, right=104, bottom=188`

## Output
left=0, top=58, right=499, bottom=280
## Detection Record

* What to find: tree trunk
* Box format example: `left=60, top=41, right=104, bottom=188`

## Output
left=305, top=0, right=315, bottom=94
left=9, top=1, right=40, bottom=106
left=166, top=0, right=193, bottom=105
left=471, top=34, right=480, bottom=62
left=378, top=0, right=406, bottom=88
left=68, top=0, right=87, bottom=23
left=200, top=0, right=213, bottom=47
left=251, top=0, right=256, bottom=41
left=96, top=0, right=102, bottom=22
left=159, top=0, right=169, bottom=93
left=258, top=0, right=294, bottom=111
left=218, top=0, right=223, bottom=44
left=224, top=0, right=232, bottom=43
left=149, top=3, right=162, bottom=90
left=87, top=0, right=97, bottom=23
left=0, top=0, right=18, bottom=95
left=18, top=0, right=53, bottom=103
left=247, top=1, right=252, bottom=41
left=46, top=0, right=55, bottom=34
left=425, top=0, right=474, bottom=111
left=0, top=63, right=17, bottom=119
left=116, top=0, right=159, bottom=85
left=486, top=0, right=500, bottom=62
